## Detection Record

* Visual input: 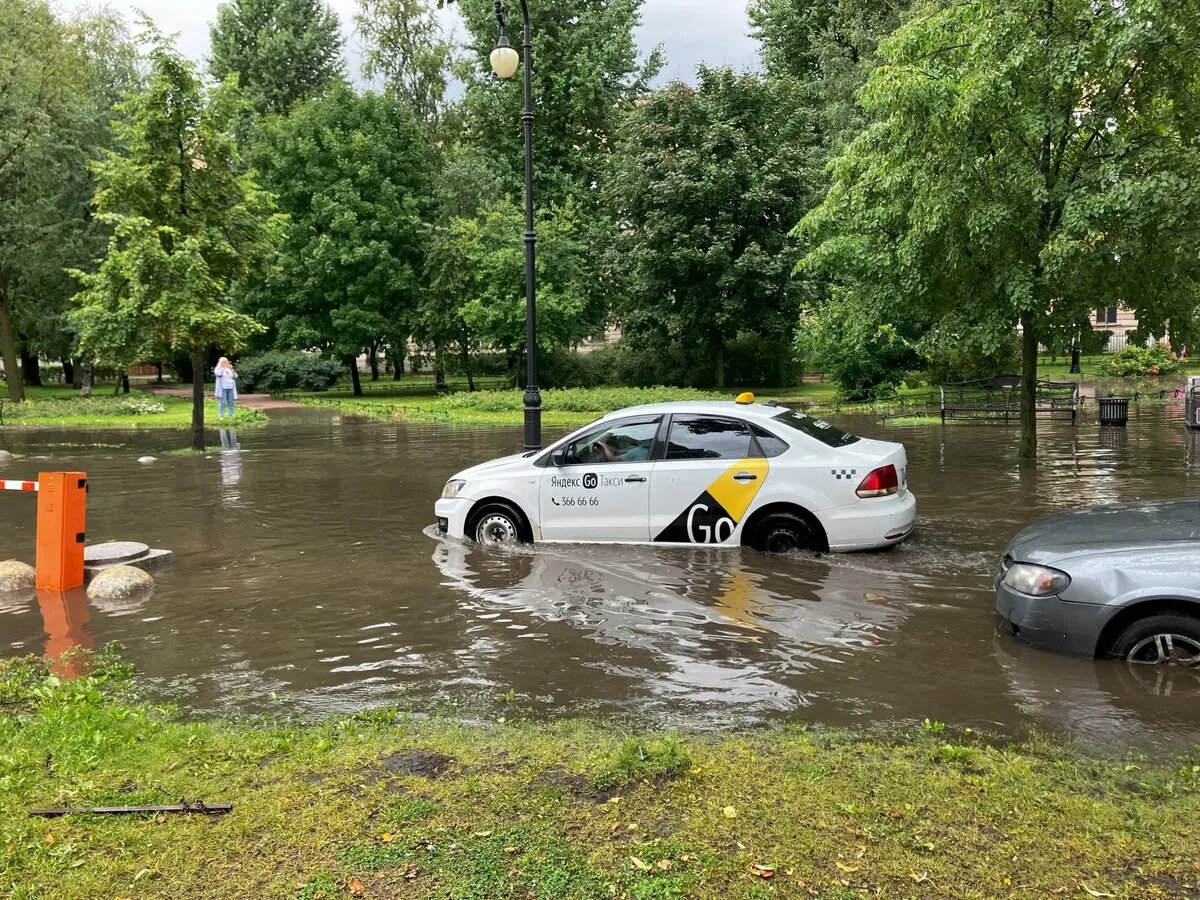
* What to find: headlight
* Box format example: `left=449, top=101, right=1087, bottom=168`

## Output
left=441, top=479, right=466, bottom=499
left=1003, top=562, right=1071, bottom=597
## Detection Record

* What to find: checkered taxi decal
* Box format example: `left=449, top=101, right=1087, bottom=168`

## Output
left=831, top=468, right=857, bottom=480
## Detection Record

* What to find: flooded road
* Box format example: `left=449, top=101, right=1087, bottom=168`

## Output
left=2, top=402, right=1199, bottom=753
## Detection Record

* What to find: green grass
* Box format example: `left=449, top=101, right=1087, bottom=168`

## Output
left=2, top=650, right=1199, bottom=899
left=1037, top=354, right=1200, bottom=381
left=1, top=386, right=264, bottom=429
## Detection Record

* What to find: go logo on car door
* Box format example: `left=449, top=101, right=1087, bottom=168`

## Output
left=655, top=457, right=770, bottom=544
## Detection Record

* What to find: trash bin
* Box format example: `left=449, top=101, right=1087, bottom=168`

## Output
left=1098, top=396, right=1129, bottom=427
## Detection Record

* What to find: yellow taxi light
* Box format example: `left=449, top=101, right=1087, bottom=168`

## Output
left=735, top=392, right=755, bottom=405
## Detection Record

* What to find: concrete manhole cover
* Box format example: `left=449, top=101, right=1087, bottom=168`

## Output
left=85, top=542, right=150, bottom=565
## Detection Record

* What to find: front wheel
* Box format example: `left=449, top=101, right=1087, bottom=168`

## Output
left=1110, top=614, right=1200, bottom=667
left=471, top=503, right=528, bottom=546
left=749, top=512, right=815, bottom=555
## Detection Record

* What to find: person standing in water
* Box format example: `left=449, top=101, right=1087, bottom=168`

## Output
left=214, top=357, right=238, bottom=420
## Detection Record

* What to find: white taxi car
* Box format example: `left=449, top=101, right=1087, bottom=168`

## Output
left=434, top=395, right=916, bottom=553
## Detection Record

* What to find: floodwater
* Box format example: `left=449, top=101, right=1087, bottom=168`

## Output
left=2, top=399, right=1199, bottom=754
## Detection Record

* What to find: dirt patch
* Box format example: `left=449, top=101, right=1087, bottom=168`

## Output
left=381, top=750, right=456, bottom=779
left=529, top=766, right=619, bottom=804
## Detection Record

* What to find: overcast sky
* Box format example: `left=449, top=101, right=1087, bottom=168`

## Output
left=65, top=0, right=761, bottom=85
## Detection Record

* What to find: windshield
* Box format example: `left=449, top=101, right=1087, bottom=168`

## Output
left=771, top=409, right=860, bottom=447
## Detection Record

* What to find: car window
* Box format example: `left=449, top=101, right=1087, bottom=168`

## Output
left=561, top=417, right=660, bottom=465
left=664, top=416, right=755, bottom=461
left=751, top=424, right=789, bottom=457
left=770, top=409, right=859, bottom=447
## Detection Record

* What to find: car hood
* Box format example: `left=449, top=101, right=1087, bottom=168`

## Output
left=1006, top=498, right=1200, bottom=563
left=451, top=452, right=533, bottom=481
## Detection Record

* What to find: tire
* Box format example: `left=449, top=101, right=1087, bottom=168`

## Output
left=749, top=512, right=815, bottom=555
left=470, top=502, right=528, bottom=546
left=1108, top=614, right=1200, bottom=667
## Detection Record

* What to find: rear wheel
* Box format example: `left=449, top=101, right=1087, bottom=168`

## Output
left=750, top=512, right=815, bottom=555
left=470, top=503, right=528, bottom=546
left=1110, top=614, right=1200, bottom=667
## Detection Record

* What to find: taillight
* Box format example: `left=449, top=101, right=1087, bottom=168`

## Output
left=856, top=464, right=898, bottom=498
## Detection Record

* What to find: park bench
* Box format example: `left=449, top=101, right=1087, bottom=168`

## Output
left=940, top=375, right=1079, bottom=423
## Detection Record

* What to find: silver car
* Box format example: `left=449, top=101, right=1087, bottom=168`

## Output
left=996, top=499, right=1200, bottom=666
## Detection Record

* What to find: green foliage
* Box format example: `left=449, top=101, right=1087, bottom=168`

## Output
left=1103, top=344, right=1182, bottom=377
left=608, top=69, right=815, bottom=388
left=800, top=0, right=1200, bottom=456
left=248, top=82, right=432, bottom=392
left=426, top=197, right=604, bottom=355
left=356, top=0, right=454, bottom=135
left=209, top=0, right=343, bottom=116
left=921, top=328, right=1023, bottom=385
left=237, top=351, right=344, bottom=393
left=798, top=297, right=921, bottom=400
left=454, top=0, right=662, bottom=206
left=2, top=394, right=165, bottom=419
left=70, top=38, right=277, bottom=448
left=593, top=735, right=692, bottom=791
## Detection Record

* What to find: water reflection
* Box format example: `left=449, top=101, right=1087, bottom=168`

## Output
left=36, top=589, right=93, bottom=679
left=218, top=429, right=243, bottom=507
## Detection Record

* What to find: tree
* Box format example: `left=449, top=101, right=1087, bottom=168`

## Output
left=209, top=0, right=343, bottom=116
left=800, top=0, right=1200, bottom=457
left=607, top=69, right=815, bottom=388
left=453, top=0, right=662, bottom=205
left=0, top=0, right=86, bottom=401
left=426, top=196, right=602, bottom=369
left=357, top=0, right=455, bottom=136
left=9, top=9, right=140, bottom=391
left=72, top=41, right=277, bottom=449
left=247, top=82, right=432, bottom=396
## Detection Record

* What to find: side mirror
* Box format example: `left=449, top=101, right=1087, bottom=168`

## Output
left=551, top=447, right=567, bottom=466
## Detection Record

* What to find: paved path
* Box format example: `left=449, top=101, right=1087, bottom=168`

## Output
left=144, top=386, right=306, bottom=410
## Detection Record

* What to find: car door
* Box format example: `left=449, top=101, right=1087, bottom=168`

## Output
left=649, top=415, right=768, bottom=545
left=538, top=416, right=661, bottom=542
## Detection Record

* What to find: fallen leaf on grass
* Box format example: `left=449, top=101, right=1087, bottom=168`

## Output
left=909, top=871, right=929, bottom=883
left=835, top=862, right=860, bottom=873
left=1081, top=885, right=1115, bottom=898
left=347, top=879, right=365, bottom=896
left=631, top=856, right=651, bottom=871
left=504, top=846, right=519, bottom=854
left=657, top=860, right=673, bottom=871
left=723, top=806, right=738, bottom=819
left=472, top=830, right=493, bottom=838
left=403, top=864, right=419, bottom=881
left=750, top=864, right=775, bottom=879
left=381, top=832, right=394, bottom=844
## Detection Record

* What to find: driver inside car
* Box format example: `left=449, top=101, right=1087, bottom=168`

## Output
left=595, top=437, right=650, bottom=462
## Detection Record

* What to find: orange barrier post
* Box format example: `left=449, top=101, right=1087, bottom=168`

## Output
left=35, top=472, right=87, bottom=591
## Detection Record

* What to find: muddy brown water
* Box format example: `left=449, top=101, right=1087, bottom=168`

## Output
left=2, top=401, right=1199, bottom=753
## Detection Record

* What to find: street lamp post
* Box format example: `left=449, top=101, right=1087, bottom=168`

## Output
left=487, top=0, right=541, bottom=451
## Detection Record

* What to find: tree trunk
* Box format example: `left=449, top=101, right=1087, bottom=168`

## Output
left=191, top=347, right=206, bottom=451
left=368, top=343, right=380, bottom=381
left=390, top=346, right=404, bottom=380
left=71, top=358, right=83, bottom=388
left=0, top=285, right=25, bottom=402
left=112, top=376, right=121, bottom=396
left=81, top=361, right=93, bottom=398
left=459, top=336, right=475, bottom=392
left=62, top=358, right=74, bottom=386
left=346, top=355, right=363, bottom=397
left=713, top=340, right=726, bottom=390
left=1019, top=311, right=1038, bottom=460
left=122, top=373, right=130, bottom=394
left=155, top=362, right=164, bottom=384
left=20, top=349, right=42, bottom=387
left=434, top=344, right=447, bottom=390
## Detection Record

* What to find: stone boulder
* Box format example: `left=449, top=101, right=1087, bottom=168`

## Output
left=87, top=565, right=154, bottom=601
left=0, top=450, right=13, bottom=462
left=0, top=560, right=35, bottom=592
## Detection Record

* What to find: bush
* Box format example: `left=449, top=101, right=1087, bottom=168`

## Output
left=238, top=351, right=344, bottom=393
left=1103, top=344, right=1181, bottom=376
left=6, top=395, right=167, bottom=419
left=433, top=386, right=723, bottom=415
left=921, top=331, right=1023, bottom=384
